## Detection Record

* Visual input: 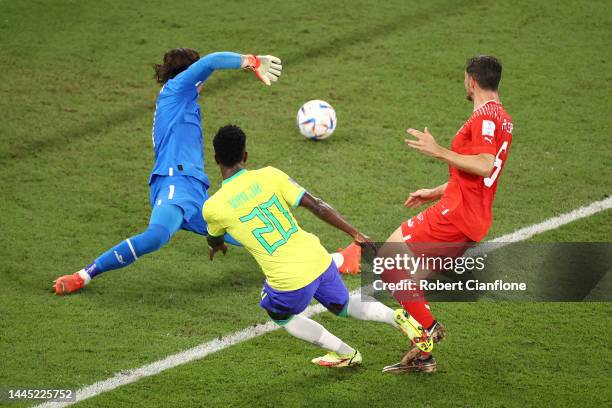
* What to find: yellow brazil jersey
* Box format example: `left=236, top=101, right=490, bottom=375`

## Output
left=203, top=167, right=332, bottom=291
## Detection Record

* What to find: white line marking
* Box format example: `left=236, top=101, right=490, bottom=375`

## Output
left=490, top=196, right=612, bottom=243
left=35, top=303, right=329, bottom=408
left=34, top=196, right=612, bottom=407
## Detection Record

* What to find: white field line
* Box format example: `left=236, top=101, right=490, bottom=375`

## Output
left=35, top=196, right=612, bottom=408
left=489, top=196, right=612, bottom=243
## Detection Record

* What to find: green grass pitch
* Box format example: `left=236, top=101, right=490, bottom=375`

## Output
left=0, top=0, right=610, bottom=407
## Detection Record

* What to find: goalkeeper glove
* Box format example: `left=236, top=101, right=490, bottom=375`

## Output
left=242, top=55, right=282, bottom=86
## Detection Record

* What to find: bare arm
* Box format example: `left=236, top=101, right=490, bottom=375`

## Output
left=299, top=192, right=372, bottom=247
left=437, top=149, right=494, bottom=177
left=404, top=182, right=448, bottom=208
left=405, top=127, right=494, bottom=177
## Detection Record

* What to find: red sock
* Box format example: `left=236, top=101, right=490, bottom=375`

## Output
left=380, top=266, right=435, bottom=329
left=400, top=300, right=434, bottom=329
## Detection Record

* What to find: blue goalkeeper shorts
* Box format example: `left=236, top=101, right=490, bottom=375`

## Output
left=149, top=174, right=209, bottom=235
left=260, top=261, right=349, bottom=316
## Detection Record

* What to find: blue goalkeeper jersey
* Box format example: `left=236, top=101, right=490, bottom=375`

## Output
left=150, top=52, right=242, bottom=186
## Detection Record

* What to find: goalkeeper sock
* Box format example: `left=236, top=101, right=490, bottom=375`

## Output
left=89, top=223, right=173, bottom=277
left=331, top=252, right=343, bottom=268
left=345, top=295, right=398, bottom=327
left=89, top=239, right=141, bottom=278
left=85, top=204, right=183, bottom=278
left=282, top=315, right=354, bottom=356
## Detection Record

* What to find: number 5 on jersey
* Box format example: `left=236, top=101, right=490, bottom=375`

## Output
left=484, top=141, right=509, bottom=187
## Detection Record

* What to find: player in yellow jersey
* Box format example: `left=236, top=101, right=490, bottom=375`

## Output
left=203, top=125, right=430, bottom=368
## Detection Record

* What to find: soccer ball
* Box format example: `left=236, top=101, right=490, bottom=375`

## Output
left=297, top=100, right=337, bottom=140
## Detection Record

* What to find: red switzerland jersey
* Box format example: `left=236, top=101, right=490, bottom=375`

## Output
left=434, top=100, right=513, bottom=242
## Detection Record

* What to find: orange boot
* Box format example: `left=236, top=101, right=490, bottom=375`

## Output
left=335, top=242, right=362, bottom=275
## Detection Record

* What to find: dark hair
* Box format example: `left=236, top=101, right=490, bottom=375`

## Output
left=153, top=48, right=200, bottom=84
left=466, top=55, right=502, bottom=91
left=213, top=125, right=246, bottom=166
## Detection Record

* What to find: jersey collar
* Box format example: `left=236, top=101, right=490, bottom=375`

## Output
left=222, top=169, right=247, bottom=185
left=473, top=99, right=499, bottom=111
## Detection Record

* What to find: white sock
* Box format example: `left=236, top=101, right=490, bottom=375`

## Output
left=77, top=269, right=91, bottom=285
left=283, top=315, right=354, bottom=356
left=331, top=252, right=344, bottom=268
left=346, top=295, right=398, bottom=327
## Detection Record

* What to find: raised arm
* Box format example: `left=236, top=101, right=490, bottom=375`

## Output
left=174, top=52, right=241, bottom=89
left=174, top=52, right=282, bottom=91
left=405, top=127, right=494, bottom=177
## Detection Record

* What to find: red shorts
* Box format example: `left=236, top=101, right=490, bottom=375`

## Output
left=379, top=207, right=475, bottom=302
left=400, top=206, right=474, bottom=259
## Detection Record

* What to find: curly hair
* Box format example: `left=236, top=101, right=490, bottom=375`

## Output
left=213, top=125, right=247, bottom=166
left=153, top=48, right=200, bottom=84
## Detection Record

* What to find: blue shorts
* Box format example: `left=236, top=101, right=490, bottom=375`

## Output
left=260, top=261, right=349, bottom=316
left=149, top=175, right=209, bottom=235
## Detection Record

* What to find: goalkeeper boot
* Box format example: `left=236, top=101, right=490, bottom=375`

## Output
left=382, top=354, right=437, bottom=374
left=53, top=270, right=90, bottom=295
left=311, top=350, right=362, bottom=367
left=335, top=242, right=361, bottom=275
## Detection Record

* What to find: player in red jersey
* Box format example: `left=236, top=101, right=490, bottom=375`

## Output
left=380, top=55, right=513, bottom=374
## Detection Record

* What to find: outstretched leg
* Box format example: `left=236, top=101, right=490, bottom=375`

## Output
left=54, top=204, right=184, bottom=295
left=335, top=293, right=433, bottom=357
left=271, top=313, right=361, bottom=367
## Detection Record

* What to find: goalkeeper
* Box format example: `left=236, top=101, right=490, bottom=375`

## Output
left=54, top=49, right=282, bottom=295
